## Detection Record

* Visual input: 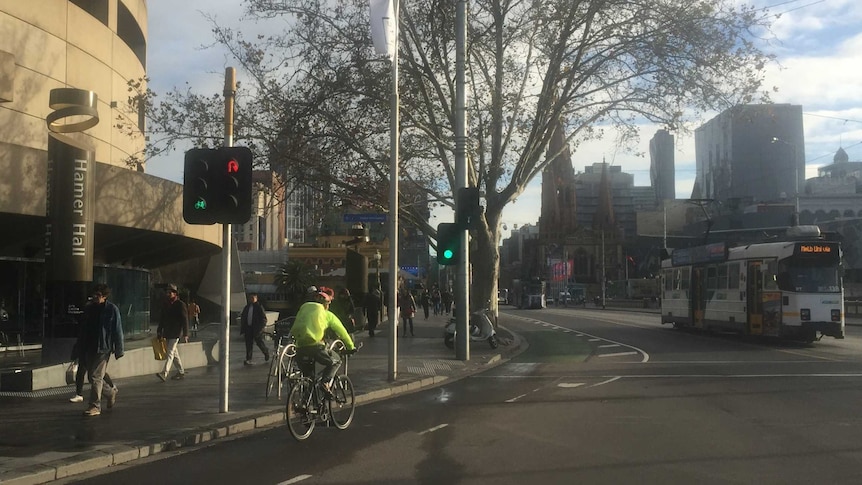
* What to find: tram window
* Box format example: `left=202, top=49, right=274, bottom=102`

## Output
left=663, top=270, right=672, bottom=291
left=728, top=262, right=740, bottom=289
left=717, top=264, right=728, bottom=289
left=680, top=268, right=690, bottom=290
left=706, top=266, right=717, bottom=290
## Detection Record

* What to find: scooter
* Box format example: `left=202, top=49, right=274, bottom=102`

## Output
left=444, top=307, right=498, bottom=349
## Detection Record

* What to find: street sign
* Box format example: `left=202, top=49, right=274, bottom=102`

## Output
left=343, top=213, right=387, bottom=223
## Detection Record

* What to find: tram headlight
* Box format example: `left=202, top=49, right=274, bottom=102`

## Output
left=800, top=308, right=811, bottom=321
left=831, top=309, right=841, bottom=322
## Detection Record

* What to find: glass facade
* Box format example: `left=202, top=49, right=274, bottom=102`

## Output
left=0, top=257, right=151, bottom=343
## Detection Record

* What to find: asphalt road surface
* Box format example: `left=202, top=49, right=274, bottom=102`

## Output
left=66, top=309, right=862, bottom=484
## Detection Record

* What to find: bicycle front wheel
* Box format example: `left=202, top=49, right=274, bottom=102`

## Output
left=329, top=375, right=355, bottom=430
left=286, top=379, right=315, bottom=440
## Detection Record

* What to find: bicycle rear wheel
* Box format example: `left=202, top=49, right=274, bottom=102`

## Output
left=329, top=375, right=355, bottom=430
left=286, top=378, right=315, bottom=440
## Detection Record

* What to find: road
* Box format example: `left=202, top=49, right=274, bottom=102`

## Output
left=66, top=309, right=862, bottom=484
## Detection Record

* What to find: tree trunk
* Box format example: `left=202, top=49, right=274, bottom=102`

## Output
left=470, top=211, right=501, bottom=324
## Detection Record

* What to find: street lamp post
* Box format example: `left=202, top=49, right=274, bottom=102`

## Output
left=771, top=137, right=800, bottom=226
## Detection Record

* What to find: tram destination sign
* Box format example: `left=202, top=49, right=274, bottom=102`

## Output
left=671, top=242, right=728, bottom=267
left=794, top=242, right=839, bottom=259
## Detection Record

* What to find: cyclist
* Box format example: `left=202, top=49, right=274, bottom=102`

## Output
left=289, top=289, right=356, bottom=396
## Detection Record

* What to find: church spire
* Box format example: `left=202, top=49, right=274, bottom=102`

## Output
left=592, top=160, right=615, bottom=232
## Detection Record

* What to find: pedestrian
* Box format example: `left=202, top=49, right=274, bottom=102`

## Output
left=330, top=287, right=357, bottom=333
left=398, top=288, right=416, bottom=337
left=239, top=292, right=269, bottom=365
left=364, top=288, right=382, bottom=337
left=442, top=290, right=453, bottom=315
left=156, top=284, right=188, bottom=381
left=68, top=339, right=116, bottom=404
left=79, top=283, right=124, bottom=416
left=431, top=287, right=441, bottom=316
left=420, top=287, right=431, bottom=319
left=187, top=297, right=200, bottom=337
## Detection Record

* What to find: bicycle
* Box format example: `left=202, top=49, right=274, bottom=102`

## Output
left=265, top=317, right=300, bottom=400
left=285, top=339, right=360, bottom=441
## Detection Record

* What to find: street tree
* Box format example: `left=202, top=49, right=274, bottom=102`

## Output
left=137, top=0, right=774, bottom=311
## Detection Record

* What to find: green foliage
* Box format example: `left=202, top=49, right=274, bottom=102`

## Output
left=276, top=260, right=318, bottom=309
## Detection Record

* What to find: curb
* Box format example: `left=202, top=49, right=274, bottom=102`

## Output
left=0, top=327, right=524, bottom=485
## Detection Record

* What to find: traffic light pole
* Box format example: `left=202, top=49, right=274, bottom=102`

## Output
left=454, top=0, right=469, bottom=361
left=219, top=67, right=236, bottom=413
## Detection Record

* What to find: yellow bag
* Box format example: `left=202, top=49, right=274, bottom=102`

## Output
left=151, top=337, right=167, bottom=360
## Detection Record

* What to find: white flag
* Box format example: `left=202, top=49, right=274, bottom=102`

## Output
left=369, top=0, right=395, bottom=59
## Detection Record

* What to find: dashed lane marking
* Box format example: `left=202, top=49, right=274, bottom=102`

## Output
left=419, top=424, right=449, bottom=435
left=278, top=475, right=312, bottom=484
left=597, top=351, right=639, bottom=358
left=557, top=383, right=586, bottom=388
left=509, top=314, right=650, bottom=363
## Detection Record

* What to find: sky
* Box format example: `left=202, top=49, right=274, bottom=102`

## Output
left=145, top=0, right=862, bottom=240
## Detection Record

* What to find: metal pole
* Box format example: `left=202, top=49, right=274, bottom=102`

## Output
left=388, top=0, right=400, bottom=382
left=601, top=229, right=606, bottom=309
left=219, top=67, right=235, bottom=413
left=454, top=0, right=469, bottom=360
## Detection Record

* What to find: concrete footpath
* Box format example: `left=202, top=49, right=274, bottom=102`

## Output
left=0, top=313, right=524, bottom=485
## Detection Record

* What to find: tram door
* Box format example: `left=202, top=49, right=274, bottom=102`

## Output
left=691, top=267, right=706, bottom=328
left=746, top=262, right=763, bottom=336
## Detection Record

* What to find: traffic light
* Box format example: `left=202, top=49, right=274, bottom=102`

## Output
left=436, top=222, right=460, bottom=266
left=456, top=186, right=481, bottom=229
left=183, top=147, right=253, bottom=224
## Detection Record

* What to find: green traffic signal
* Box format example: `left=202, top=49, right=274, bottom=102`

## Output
left=194, top=198, right=206, bottom=210
left=436, top=222, right=460, bottom=266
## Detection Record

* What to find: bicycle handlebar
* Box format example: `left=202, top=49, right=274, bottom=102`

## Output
left=327, top=339, right=362, bottom=355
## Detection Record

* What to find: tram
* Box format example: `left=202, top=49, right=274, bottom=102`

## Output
left=660, top=226, right=844, bottom=342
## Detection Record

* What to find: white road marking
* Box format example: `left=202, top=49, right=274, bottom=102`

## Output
left=508, top=313, right=650, bottom=362
left=505, top=393, right=529, bottom=403
left=506, top=387, right=543, bottom=403
left=418, top=424, right=449, bottom=435
left=599, top=344, right=621, bottom=348
left=278, top=475, right=312, bottom=485
left=597, top=351, right=639, bottom=358
left=557, top=383, right=586, bottom=388
left=589, top=376, right=622, bottom=387
left=588, top=338, right=602, bottom=342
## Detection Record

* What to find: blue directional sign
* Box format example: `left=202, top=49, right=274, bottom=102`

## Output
left=343, top=213, right=387, bottom=223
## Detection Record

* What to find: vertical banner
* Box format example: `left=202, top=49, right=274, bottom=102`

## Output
left=42, top=88, right=99, bottom=359
left=369, top=0, right=396, bottom=59
left=45, top=134, right=95, bottom=282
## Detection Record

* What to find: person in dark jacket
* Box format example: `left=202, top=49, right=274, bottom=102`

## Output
left=363, top=289, right=382, bottom=337
left=156, top=284, right=189, bottom=381
left=79, top=283, right=124, bottom=416
left=240, top=293, right=269, bottom=365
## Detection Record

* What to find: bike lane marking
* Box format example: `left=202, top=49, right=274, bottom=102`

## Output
left=419, top=423, right=449, bottom=435
left=278, top=475, right=312, bottom=484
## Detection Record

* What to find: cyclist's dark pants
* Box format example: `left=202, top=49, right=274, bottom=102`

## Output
left=296, top=344, right=341, bottom=384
